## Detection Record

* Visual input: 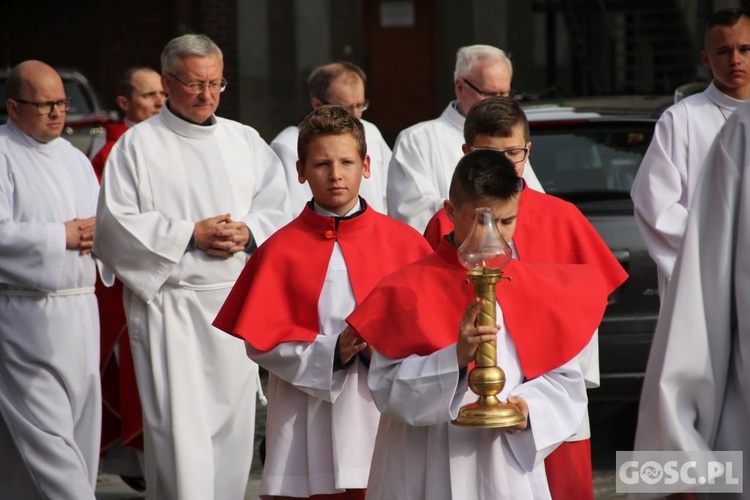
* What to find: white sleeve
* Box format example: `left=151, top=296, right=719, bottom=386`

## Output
left=94, top=139, right=194, bottom=302
left=630, top=107, right=689, bottom=279
left=506, top=356, right=587, bottom=471
left=246, top=334, right=349, bottom=403
left=368, top=345, right=470, bottom=426
left=386, top=130, right=445, bottom=232
left=270, top=131, right=311, bottom=217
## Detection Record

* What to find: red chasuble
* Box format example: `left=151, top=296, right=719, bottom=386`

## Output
left=213, top=203, right=432, bottom=350
left=423, top=186, right=628, bottom=295
left=347, top=237, right=608, bottom=380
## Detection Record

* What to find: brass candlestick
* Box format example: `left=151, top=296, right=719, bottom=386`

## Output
left=452, top=207, right=526, bottom=429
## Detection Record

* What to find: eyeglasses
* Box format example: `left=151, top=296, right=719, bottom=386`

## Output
left=14, top=98, right=72, bottom=115
left=322, top=99, right=370, bottom=114
left=167, top=73, right=227, bottom=94
left=462, top=78, right=512, bottom=98
left=469, top=145, right=529, bottom=164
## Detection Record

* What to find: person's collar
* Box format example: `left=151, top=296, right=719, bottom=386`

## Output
left=5, top=120, right=59, bottom=149
left=312, top=198, right=364, bottom=218
left=441, top=100, right=465, bottom=132
left=706, top=81, right=748, bottom=111
left=160, top=100, right=217, bottom=139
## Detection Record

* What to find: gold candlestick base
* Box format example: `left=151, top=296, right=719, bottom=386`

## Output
left=453, top=365, right=526, bottom=429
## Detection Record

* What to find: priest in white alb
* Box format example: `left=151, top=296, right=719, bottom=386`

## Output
left=630, top=7, right=750, bottom=299
left=0, top=60, right=101, bottom=499
left=386, top=44, right=543, bottom=233
left=94, top=34, right=291, bottom=500
left=633, top=98, right=750, bottom=498
left=271, top=62, right=391, bottom=215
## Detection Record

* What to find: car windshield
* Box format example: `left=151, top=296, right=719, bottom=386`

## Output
left=530, top=123, right=653, bottom=207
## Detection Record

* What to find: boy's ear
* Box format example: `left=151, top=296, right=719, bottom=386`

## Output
left=362, top=155, right=371, bottom=179
left=444, top=199, right=456, bottom=222
left=296, top=160, right=307, bottom=184
left=461, top=143, right=472, bottom=154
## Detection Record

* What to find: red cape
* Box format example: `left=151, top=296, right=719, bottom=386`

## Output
left=213, top=203, right=433, bottom=350
left=423, top=187, right=628, bottom=295
left=92, top=120, right=144, bottom=452
left=347, top=238, right=608, bottom=379
left=91, top=122, right=128, bottom=182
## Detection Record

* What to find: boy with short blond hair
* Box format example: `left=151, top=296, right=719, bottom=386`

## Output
left=214, top=105, right=431, bottom=500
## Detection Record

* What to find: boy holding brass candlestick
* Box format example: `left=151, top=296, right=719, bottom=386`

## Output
left=423, top=96, right=627, bottom=499
left=347, top=150, right=609, bottom=499
left=213, top=105, right=431, bottom=500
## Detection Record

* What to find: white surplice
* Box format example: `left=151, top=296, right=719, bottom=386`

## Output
left=0, top=121, right=101, bottom=499
left=271, top=119, right=391, bottom=215
left=633, top=101, right=750, bottom=499
left=630, top=82, right=745, bottom=297
left=248, top=204, right=378, bottom=497
left=366, top=303, right=586, bottom=500
left=386, top=101, right=544, bottom=233
left=94, top=104, right=291, bottom=500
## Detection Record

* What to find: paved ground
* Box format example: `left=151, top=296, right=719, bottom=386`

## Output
left=96, top=381, right=635, bottom=499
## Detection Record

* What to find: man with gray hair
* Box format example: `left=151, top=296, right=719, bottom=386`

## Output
left=0, top=60, right=101, bottom=498
left=387, top=44, right=543, bottom=232
left=271, top=61, right=392, bottom=215
left=95, top=34, right=291, bottom=499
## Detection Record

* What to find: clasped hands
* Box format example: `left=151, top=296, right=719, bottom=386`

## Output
left=65, top=217, right=95, bottom=255
left=194, top=214, right=250, bottom=259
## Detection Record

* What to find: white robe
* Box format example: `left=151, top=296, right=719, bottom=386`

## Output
left=94, top=104, right=292, bottom=500
left=633, top=101, right=750, bottom=499
left=0, top=121, right=101, bottom=499
left=630, top=82, right=745, bottom=297
left=247, top=210, right=379, bottom=497
left=387, top=101, right=544, bottom=233
left=271, top=119, right=391, bottom=215
left=366, top=303, right=586, bottom=500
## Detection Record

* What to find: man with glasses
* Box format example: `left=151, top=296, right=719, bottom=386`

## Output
left=387, top=44, right=543, bottom=233
left=271, top=62, right=392, bottom=215
left=0, top=60, right=101, bottom=498
left=92, top=65, right=165, bottom=494
left=95, top=34, right=291, bottom=500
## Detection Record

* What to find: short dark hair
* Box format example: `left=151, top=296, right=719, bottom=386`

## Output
left=297, top=105, right=367, bottom=163
left=449, top=149, right=521, bottom=208
left=705, top=7, right=749, bottom=35
left=464, top=96, right=529, bottom=146
left=307, top=62, right=367, bottom=101
left=115, top=66, right=154, bottom=100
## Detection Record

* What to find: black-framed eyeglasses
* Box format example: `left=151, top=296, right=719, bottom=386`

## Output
left=469, top=145, right=529, bottom=164
left=462, top=78, right=512, bottom=98
left=321, top=99, right=370, bottom=114
left=14, top=98, right=72, bottom=115
left=167, top=73, right=227, bottom=94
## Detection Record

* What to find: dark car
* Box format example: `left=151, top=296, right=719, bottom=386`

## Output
left=0, top=68, right=114, bottom=158
left=521, top=95, right=673, bottom=402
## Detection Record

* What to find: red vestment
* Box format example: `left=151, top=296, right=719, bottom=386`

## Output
left=422, top=186, right=627, bottom=499
left=92, top=121, right=144, bottom=453
left=347, top=237, right=607, bottom=379
left=214, top=203, right=432, bottom=350
left=91, top=122, right=128, bottom=182
left=424, top=186, right=627, bottom=295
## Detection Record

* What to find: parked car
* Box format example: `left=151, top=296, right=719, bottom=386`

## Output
left=521, top=95, right=674, bottom=402
left=0, top=68, right=115, bottom=158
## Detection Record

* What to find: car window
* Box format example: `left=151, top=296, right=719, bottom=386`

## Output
left=63, top=81, right=95, bottom=115
left=530, top=124, right=653, bottom=200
